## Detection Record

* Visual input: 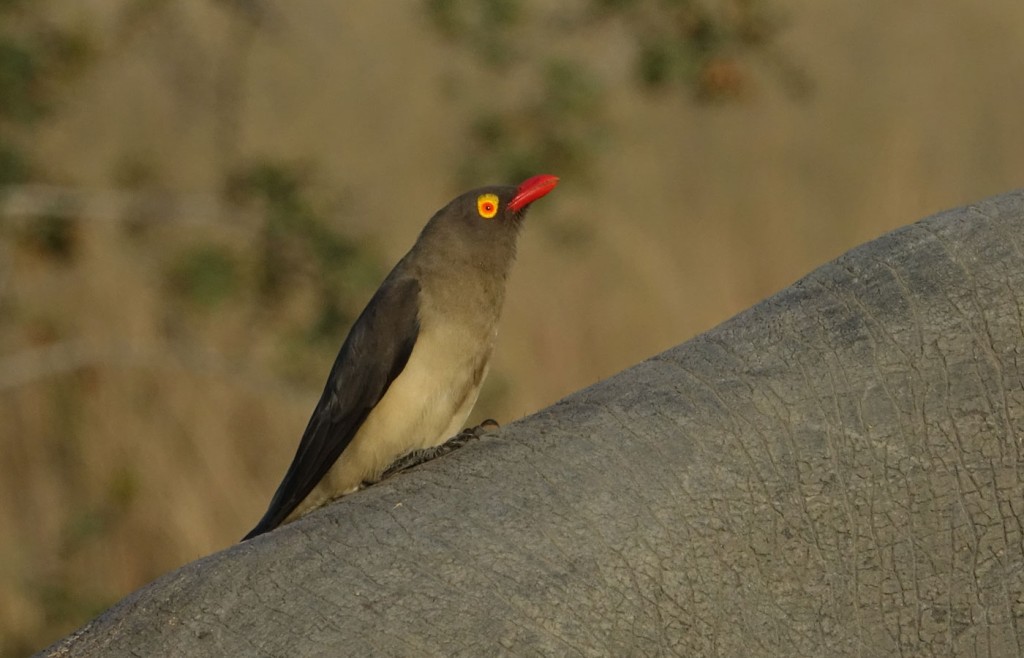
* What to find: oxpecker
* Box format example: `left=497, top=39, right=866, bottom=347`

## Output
left=243, top=174, right=559, bottom=540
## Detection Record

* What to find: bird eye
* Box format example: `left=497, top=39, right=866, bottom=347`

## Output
left=477, top=194, right=499, bottom=219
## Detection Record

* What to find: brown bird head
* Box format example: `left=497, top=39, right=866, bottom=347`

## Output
left=447, top=173, right=558, bottom=231
left=414, top=174, right=559, bottom=270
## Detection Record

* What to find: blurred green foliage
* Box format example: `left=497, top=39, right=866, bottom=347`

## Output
left=426, top=0, right=805, bottom=183
left=0, top=140, right=28, bottom=184
left=464, top=58, right=605, bottom=184
left=426, top=0, right=523, bottom=67
left=607, top=0, right=811, bottom=100
left=16, top=211, right=78, bottom=262
left=225, top=162, right=382, bottom=344
left=167, top=245, right=238, bottom=309
left=0, top=39, right=45, bottom=124
left=0, top=0, right=95, bottom=184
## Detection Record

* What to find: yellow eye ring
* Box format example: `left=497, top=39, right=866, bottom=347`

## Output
left=477, top=194, right=499, bottom=219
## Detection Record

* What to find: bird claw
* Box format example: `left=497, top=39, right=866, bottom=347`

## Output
left=455, top=417, right=499, bottom=442
left=378, top=419, right=501, bottom=480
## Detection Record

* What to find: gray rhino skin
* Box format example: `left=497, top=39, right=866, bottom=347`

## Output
left=41, top=190, right=1024, bottom=657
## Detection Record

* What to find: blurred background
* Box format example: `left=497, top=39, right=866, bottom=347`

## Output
left=1, top=0, right=1022, bottom=653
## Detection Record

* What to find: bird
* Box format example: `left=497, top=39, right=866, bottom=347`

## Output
left=242, top=174, right=559, bottom=540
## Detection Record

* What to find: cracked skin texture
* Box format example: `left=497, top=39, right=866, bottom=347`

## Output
left=41, top=190, right=1024, bottom=657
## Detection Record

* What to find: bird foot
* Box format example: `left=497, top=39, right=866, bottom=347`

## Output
left=378, top=419, right=500, bottom=480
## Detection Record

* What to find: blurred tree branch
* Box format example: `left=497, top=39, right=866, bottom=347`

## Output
left=0, top=184, right=251, bottom=233
left=0, top=336, right=309, bottom=399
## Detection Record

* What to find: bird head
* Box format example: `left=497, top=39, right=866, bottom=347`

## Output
left=454, top=173, right=559, bottom=230
left=416, top=174, right=559, bottom=263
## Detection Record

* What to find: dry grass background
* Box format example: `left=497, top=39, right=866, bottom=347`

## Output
left=2, top=0, right=1024, bottom=654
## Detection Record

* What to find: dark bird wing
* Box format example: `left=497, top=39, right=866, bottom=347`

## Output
left=243, top=275, right=421, bottom=540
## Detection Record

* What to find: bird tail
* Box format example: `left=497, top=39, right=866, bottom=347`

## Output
left=240, top=526, right=264, bottom=542
left=240, top=513, right=277, bottom=542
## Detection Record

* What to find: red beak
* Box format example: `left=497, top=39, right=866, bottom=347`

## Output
left=508, top=174, right=559, bottom=212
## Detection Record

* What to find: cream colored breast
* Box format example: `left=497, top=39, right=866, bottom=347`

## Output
left=286, top=316, right=496, bottom=521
